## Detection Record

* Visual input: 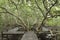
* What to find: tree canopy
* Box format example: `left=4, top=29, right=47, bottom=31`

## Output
left=0, top=0, right=60, bottom=31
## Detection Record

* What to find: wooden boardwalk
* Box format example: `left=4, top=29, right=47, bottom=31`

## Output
left=0, top=27, right=60, bottom=40
left=21, top=31, right=38, bottom=40
left=1, top=27, right=24, bottom=40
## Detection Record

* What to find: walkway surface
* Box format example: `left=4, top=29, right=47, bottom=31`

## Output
left=21, top=31, right=38, bottom=40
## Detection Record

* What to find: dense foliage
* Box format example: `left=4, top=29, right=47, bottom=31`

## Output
left=0, top=0, right=60, bottom=31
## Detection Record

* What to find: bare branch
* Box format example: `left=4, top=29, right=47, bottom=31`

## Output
left=51, top=15, right=60, bottom=18
left=35, top=0, right=45, bottom=17
left=38, top=0, right=58, bottom=30
left=0, top=12, right=7, bottom=13
left=45, top=0, right=57, bottom=17
left=8, top=0, right=30, bottom=31
left=42, top=0, right=58, bottom=17
left=42, top=0, right=48, bottom=11
left=8, top=0, right=18, bottom=10
left=0, top=7, right=27, bottom=29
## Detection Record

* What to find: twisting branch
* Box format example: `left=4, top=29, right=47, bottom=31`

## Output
left=10, top=0, right=21, bottom=16
left=35, top=0, right=45, bottom=17
left=8, top=0, right=18, bottom=10
left=38, top=0, right=58, bottom=30
left=8, top=0, right=30, bottom=31
left=42, top=0, right=48, bottom=11
left=0, top=6, right=27, bottom=29
left=42, top=0, right=54, bottom=17
left=46, top=0, right=57, bottom=16
left=52, top=15, right=60, bottom=18
left=42, top=0, right=57, bottom=25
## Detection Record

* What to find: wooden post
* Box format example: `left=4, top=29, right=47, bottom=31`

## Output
left=6, top=35, right=9, bottom=40
left=1, top=32, right=3, bottom=40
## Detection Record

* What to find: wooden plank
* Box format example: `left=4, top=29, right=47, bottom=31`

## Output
left=2, top=31, right=24, bottom=35
left=8, top=27, right=20, bottom=32
left=21, top=31, right=38, bottom=40
left=2, top=27, right=25, bottom=35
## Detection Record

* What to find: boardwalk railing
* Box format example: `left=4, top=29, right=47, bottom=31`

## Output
left=1, top=27, right=25, bottom=40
